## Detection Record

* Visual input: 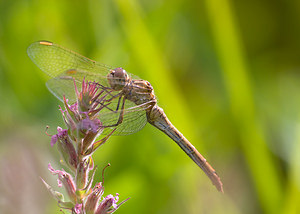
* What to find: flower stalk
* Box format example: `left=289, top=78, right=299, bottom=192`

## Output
left=42, top=79, right=129, bottom=214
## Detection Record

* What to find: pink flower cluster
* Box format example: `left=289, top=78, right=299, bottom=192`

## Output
left=41, top=79, right=129, bottom=214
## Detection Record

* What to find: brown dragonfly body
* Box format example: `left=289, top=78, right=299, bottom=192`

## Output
left=28, top=41, right=223, bottom=192
left=106, top=67, right=223, bottom=192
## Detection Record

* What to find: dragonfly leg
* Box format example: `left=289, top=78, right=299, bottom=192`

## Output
left=97, top=94, right=123, bottom=113
left=93, top=82, right=113, bottom=94
left=102, top=96, right=126, bottom=128
left=92, top=81, right=122, bottom=103
left=105, top=91, right=122, bottom=103
left=113, top=95, right=122, bottom=112
left=93, top=82, right=122, bottom=101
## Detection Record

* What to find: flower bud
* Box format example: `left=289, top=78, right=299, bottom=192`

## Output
left=76, top=79, right=102, bottom=113
left=57, top=137, right=78, bottom=171
left=75, top=159, right=90, bottom=190
left=96, top=194, right=119, bottom=214
left=85, top=183, right=104, bottom=214
left=80, top=118, right=103, bottom=153
left=51, top=127, right=78, bottom=171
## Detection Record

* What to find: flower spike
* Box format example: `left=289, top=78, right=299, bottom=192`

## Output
left=41, top=78, right=128, bottom=213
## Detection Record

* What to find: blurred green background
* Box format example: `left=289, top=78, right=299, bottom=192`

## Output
left=1, top=0, right=300, bottom=213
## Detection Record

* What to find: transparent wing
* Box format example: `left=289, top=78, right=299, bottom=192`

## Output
left=27, top=41, right=113, bottom=79
left=46, top=76, right=78, bottom=103
left=46, top=70, right=150, bottom=136
left=28, top=41, right=149, bottom=135
left=100, top=100, right=150, bottom=136
left=46, top=69, right=117, bottom=103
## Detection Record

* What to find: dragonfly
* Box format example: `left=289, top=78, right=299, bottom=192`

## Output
left=27, top=41, right=223, bottom=192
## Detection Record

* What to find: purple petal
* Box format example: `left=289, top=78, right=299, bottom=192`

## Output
left=50, top=135, right=58, bottom=147
left=48, top=163, right=56, bottom=173
left=48, top=163, right=64, bottom=176
left=81, top=118, right=100, bottom=133
left=74, top=203, right=82, bottom=214
left=50, top=127, right=68, bottom=146
left=57, top=127, right=68, bottom=138
left=57, top=178, right=62, bottom=187
left=70, top=102, right=78, bottom=112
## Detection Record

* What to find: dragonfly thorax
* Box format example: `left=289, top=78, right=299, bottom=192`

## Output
left=125, top=79, right=156, bottom=106
left=107, top=67, right=130, bottom=91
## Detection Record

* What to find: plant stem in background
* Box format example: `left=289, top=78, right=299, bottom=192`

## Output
left=205, top=0, right=283, bottom=213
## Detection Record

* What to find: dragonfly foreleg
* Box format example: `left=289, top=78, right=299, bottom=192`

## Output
left=93, top=82, right=112, bottom=93
left=93, top=82, right=122, bottom=101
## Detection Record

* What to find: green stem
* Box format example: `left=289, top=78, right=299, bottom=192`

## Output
left=205, top=0, right=283, bottom=213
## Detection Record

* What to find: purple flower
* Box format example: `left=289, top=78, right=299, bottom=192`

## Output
left=50, top=127, right=68, bottom=146
left=40, top=77, right=129, bottom=213
left=49, top=126, right=78, bottom=170
left=74, top=203, right=83, bottom=214
left=80, top=117, right=101, bottom=133
left=95, top=194, right=120, bottom=214
left=76, top=79, right=106, bottom=113
left=80, top=117, right=104, bottom=153
left=70, top=102, right=78, bottom=112
left=62, top=97, right=80, bottom=135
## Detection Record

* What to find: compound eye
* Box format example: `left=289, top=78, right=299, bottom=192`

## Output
left=113, top=67, right=126, bottom=79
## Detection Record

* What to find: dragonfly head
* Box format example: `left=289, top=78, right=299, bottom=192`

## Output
left=107, top=67, right=130, bottom=90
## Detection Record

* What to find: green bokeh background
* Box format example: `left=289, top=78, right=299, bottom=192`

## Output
left=1, top=0, right=300, bottom=213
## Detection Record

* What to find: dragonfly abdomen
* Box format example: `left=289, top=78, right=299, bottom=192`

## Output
left=147, top=104, right=224, bottom=192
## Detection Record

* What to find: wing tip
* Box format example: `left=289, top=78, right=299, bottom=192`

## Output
left=27, top=40, right=53, bottom=57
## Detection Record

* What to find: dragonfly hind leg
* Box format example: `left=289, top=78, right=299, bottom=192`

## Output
left=102, top=96, right=126, bottom=128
